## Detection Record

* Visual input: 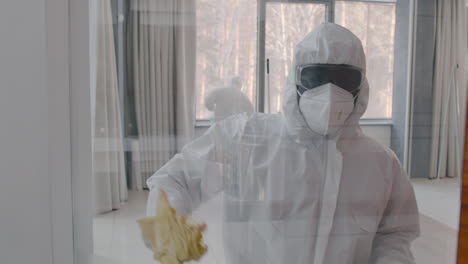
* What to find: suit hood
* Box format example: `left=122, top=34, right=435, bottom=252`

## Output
left=282, top=23, right=369, bottom=142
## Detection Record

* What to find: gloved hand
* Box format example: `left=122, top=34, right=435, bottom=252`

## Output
left=137, top=190, right=207, bottom=264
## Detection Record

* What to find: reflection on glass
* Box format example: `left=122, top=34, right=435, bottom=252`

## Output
left=145, top=23, right=421, bottom=264
left=204, top=76, right=254, bottom=122
left=335, top=1, right=396, bottom=119
left=265, top=3, right=326, bottom=113
left=88, top=1, right=465, bottom=264
left=196, top=0, right=258, bottom=120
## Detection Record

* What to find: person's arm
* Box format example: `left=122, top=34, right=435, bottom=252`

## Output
left=146, top=117, right=245, bottom=217
left=370, top=158, right=420, bottom=264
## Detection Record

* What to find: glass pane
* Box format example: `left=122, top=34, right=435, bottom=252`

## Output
left=265, top=3, right=326, bottom=113
left=335, top=1, right=396, bottom=119
left=86, top=0, right=464, bottom=264
left=195, top=0, right=258, bottom=120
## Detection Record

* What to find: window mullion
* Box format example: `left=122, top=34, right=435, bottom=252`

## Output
left=328, top=1, right=335, bottom=23
left=257, top=0, right=266, bottom=113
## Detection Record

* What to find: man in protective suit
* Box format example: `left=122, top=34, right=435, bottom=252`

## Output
left=204, top=76, right=254, bottom=121
left=145, top=23, right=420, bottom=264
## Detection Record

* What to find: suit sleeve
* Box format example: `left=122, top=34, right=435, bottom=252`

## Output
left=146, top=117, right=245, bottom=217
left=370, top=158, right=420, bottom=264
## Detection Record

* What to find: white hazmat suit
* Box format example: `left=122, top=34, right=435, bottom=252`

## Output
left=146, top=23, right=419, bottom=264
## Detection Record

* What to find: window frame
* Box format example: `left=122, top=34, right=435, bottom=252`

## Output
left=257, top=0, right=397, bottom=119
left=257, top=0, right=332, bottom=113
left=195, top=0, right=398, bottom=122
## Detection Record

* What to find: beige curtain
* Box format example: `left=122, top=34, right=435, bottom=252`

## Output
left=128, top=0, right=196, bottom=189
left=92, top=0, right=128, bottom=213
left=430, top=0, right=467, bottom=179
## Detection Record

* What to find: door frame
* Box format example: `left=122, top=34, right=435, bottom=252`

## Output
left=44, top=0, right=93, bottom=263
left=458, top=106, right=468, bottom=262
left=46, top=0, right=75, bottom=263
left=69, top=0, right=94, bottom=263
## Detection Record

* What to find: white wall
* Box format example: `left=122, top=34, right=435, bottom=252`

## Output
left=0, top=1, right=75, bottom=263
left=0, top=1, right=52, bottom=263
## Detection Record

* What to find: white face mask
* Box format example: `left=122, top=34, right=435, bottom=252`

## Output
left=298, top=83, right=355, bottom=136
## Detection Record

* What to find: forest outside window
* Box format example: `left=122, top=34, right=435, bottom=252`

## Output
left=195, top=0, right=397, bottom=121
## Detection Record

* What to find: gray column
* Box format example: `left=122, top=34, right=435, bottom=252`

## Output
left=408, top=0, right=437, bottom=178
left=391, top=0, right=411, bottom=165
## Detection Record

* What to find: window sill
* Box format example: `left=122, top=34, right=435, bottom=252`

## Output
left=195, top=118, right=392, bottom=128
left=359, top=119, right=393, bottom=126
left=195, top=119, right=213, bottom=128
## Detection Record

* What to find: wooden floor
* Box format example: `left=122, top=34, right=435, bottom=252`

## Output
left=457, top=115, right=468, bottom=263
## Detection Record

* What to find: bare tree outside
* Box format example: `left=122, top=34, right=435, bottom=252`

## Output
left=265, top=3, right=326, bottom=113
left=195, top=1, right=396, bottom=119
left=335, top=2, right=396, bottom=119
left=196, top=0, right=257, bottom=120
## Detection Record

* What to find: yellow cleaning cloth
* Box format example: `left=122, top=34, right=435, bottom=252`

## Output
left=137, top=190, right=207, bottom=264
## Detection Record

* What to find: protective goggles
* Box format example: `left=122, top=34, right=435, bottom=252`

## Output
left=296, top=64, right=363, bottom=97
